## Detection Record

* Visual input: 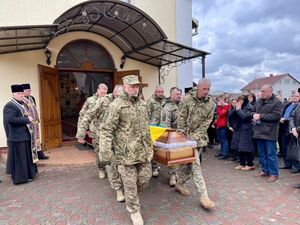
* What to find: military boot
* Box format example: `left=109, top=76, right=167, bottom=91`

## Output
left=98, top=170, right=106, bottom=179
left=116, top=189, right=125, bottom=202
left=175, top=183, right=190, bottom=196
left=130, top=210, right=144, bottom=225
left=200, top=196, right=215, bottom=209
left=169, top=174, right=176, bottom=186
left=152, top=168, right=159, bottom=177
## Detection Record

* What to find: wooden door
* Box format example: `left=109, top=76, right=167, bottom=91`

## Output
left=114, top=70, right=140, bottom=85
left=114, top=70, right=148, bottom=87
left=38, top=65, right=62, bottom=150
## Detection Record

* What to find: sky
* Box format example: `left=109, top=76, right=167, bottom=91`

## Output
left=192, top=0, right=300, bottom=94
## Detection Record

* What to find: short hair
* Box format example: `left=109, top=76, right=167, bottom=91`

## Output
left=261, top=84, right=273, bottom=91
left=98, top=83, right=108, bottom=90
left=113, top=84, right=123, bottom=93
left=155, top=85, right=164, bottom=91
left=169, top=87, right=181, bottom=95
left=197, top=78, right=211, bottom=86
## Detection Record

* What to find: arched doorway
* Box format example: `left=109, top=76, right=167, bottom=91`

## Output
left=56, top=40, right=115, bottom=142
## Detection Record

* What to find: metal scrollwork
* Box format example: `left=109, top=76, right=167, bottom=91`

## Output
left=56, top=2, right=160, bottom=40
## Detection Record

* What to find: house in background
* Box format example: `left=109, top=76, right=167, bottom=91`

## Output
left=241, top=74, right=300, bottom=100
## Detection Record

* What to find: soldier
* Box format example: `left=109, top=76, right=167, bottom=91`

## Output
left=99, top=75, right=153, bottom=225
left=175, top=78, right=216, bottom=210
left=77, top=83, right=108, bottom=124
left=146, top=85, right=166, bottom=125
left=77, top=85, right=125, bottom=201
left=146, top=85, right=166, bottom=177
left=77, top=83, right=108, bottom=179
left=160, top=87, right=182, bottom=186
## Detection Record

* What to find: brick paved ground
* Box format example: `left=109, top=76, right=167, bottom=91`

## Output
left=0, top=148, right=299, bottom=225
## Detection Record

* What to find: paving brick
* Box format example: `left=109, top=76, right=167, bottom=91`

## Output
left=1, top=147, right=300, bottom=225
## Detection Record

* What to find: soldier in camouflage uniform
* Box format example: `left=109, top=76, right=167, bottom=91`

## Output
left=77, top=85, right=125, bottom=201
left=77, top=83, right=108, bottom=124
left=175, top=79, right=216, bottom=210
left=99, top=75, right=153, bottom=225
left=146, top=85, right=166, bottom=177
left=160, top=87, right=182, bottom=186
left=77, top=83, right=108, bottom=178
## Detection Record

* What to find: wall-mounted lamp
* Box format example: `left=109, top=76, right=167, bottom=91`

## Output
left=45, top=48, right=52, bottom=65
left=120, top=55, right=126, bottom=69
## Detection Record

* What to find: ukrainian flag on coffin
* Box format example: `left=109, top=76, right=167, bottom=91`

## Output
left=149, top=125, right=167, bottom=142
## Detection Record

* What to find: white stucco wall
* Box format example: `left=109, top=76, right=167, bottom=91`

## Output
left=131, top=0, right=178, bottom=96
left=176, top=0, right=194, bottom=92
left=272, top=76, right=299, bottom=99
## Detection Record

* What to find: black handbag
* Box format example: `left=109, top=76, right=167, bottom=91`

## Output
left=286, top=136, right=300, bottom=161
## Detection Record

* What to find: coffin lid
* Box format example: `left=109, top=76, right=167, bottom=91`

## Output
left=155, top=128, right=191, bottom=144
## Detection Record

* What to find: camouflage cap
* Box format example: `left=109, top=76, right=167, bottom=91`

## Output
left=122, top=75, right=140, bottom=85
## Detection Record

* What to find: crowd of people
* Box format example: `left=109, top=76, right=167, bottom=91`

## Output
left=207, top=86, right=300, bottom=185
left=2, top=76, right=300, bottom=225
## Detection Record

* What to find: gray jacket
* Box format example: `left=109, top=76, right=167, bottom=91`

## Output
left=252, top=94, right=283, bottom=141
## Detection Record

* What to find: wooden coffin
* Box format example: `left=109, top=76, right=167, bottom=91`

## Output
left=153, top=129, right=196, bottom=166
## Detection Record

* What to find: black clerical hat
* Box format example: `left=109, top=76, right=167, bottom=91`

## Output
left=22, top=83, right=31, bottom=90
left=11, top=84, right=24, bottom=93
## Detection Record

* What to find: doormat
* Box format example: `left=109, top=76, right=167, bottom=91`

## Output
left=75, top=143, right=94, bottom=151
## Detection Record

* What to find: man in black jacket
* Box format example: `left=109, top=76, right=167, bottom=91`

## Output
left=252, top=84, right=283, bottom=182
left=3, top=84, right=38, bottom=184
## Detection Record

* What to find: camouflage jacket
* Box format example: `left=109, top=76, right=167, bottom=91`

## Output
left=76, top=94, right=112, bottom=139
left=160, top=98, right=179, bottom=129
left=146, top=94, right=166, bottom=125
left=78, top=94, right=98, bottom=125
left=177, top=90, right=214, bottom=147
left=99, top=91, right=153, bottom=165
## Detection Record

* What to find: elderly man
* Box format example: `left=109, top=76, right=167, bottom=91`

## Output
left=77, top=83, right=108, bottom=179
left=22, top=83, right=49, bottom=160
left=4, top=84, right=38, bottom=184
left=252, top=84, right=283, bottom=182
left=160, top=87, right=182, bottom=186
left=77, top=85, right=125, bottom=201
left=99, top=75, right=153, bottom=225
left=175, top=79, right=215, bottom=209
left=146, top=85, right=166, bottom=177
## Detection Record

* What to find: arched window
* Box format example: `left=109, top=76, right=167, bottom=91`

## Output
left=56, top=40, right=115, bottom=70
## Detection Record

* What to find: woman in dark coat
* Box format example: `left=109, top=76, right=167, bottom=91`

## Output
left=3, top=84, right=38, bottom=184
left=229, top=95, right=255, bottom=170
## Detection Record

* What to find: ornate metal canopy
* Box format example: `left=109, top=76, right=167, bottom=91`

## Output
left=0, top=0, right=209, bottom=67
left=0, top=25, right=57, bottom=54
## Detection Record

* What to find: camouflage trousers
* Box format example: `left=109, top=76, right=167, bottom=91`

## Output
left=168, top=166, right=178, bottom=175
left=117, top=162, right=152, bottom=213
left=151, top=160, right=159, bottom=170
left=106, top=157, right=123, bottom=191
left=176, top=148, right=208, bottom=197
left=92, top=136, right=106, bottom=171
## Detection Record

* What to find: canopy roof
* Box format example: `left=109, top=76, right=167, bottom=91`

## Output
left=0, top=0, right=209, bottom=67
